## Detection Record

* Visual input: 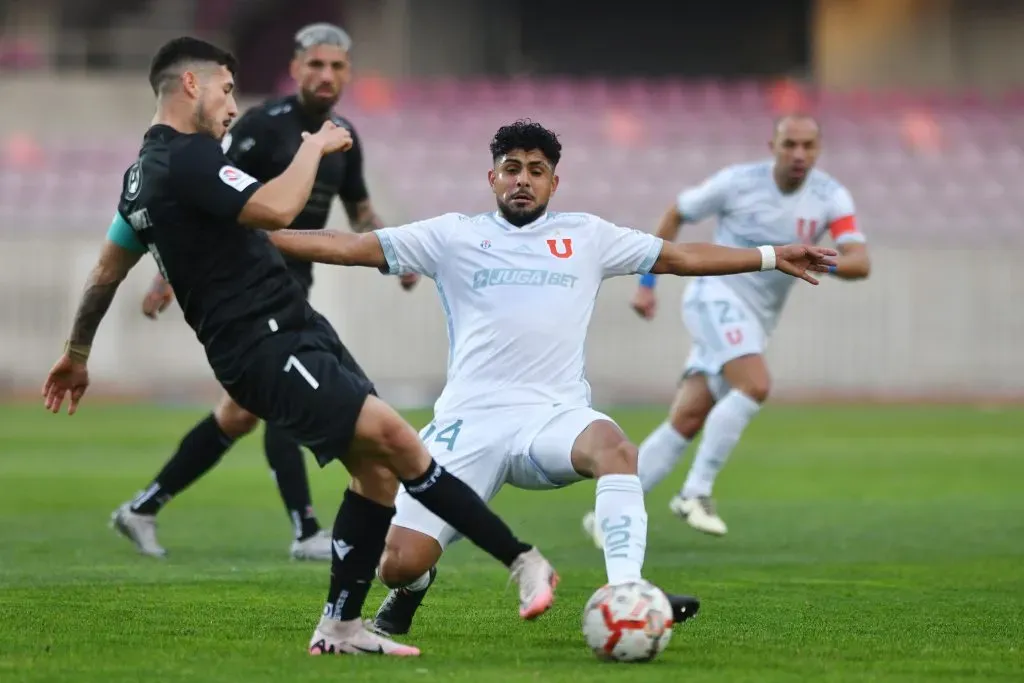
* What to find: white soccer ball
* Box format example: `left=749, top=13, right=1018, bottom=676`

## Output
left=581, top=580, right=674, bottom=662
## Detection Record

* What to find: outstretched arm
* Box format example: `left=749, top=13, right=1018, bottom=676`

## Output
left=269, top=215, right=450, bottom=277
left=268, top=229, right=387, bottom=269
left=650, top=241, right=837, bottom=284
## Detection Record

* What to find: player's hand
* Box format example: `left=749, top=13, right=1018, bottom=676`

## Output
left=631, top=287, right=657, bottom=320
left=773, top=245, right=839, bottom=285
left=399, top=273, right=420, bottom=291
left=142, top=276, right=174, bottom=319
left=302, top=120, right=353, bottom=155
left=42, top=354, right=90, bottom=415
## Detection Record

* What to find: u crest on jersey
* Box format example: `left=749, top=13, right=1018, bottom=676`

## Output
left=546, top=238, right=573, bottom=259
left=796, top=218, right=818, bottom=244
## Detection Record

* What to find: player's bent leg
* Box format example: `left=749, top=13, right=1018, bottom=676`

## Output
left=111, top=392, right=258, bottom=558
left=581, top=376, right=716, bottom=550
left=569, top=419, right=649, bottom=587
left=528, top=412, right=699, bottom=624
left=373, top=525, right=443, bottom=635
left=349, top=396, right=557, bottom=621
left=375, top=414, right=516, bottom=635
left=675, top=354, right=769, bottom=537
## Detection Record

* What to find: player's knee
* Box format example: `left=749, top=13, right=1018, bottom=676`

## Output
left=593, top=440, right=639, bottom=478
left=377, top=550, right=428, bottom=588
left=670, top=405, right=708, bottom=439
left=213, top=396, right=259, bottom=438
left=378, top=533, right=438, bottom=588
left=734, top=378, right=771, bottom=404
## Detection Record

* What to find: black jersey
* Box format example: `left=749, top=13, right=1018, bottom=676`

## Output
left=222, top=95, right=369, bottom=290
left=117, top=124, right=313, bottom=382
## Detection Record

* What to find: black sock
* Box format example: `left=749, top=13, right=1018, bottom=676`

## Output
left=130, top=413, right=234, bottom=515
left=402, top=460, right=531, bottom=567
left=324, top=489, right=395, bottom=622
left=263, top=423, right=320, bottom=540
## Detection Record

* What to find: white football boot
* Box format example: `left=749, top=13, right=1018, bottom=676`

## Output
left=581, top=511, right=604, bottom=549
left=290, top=529, right=332, bottom=561
left=110, top=502, right=167, bottom=557
left=509, top=547, right=559, bottom=620
left=309, top=617, right=420, bottom=656
left=669, top=495, right=728, bottom=536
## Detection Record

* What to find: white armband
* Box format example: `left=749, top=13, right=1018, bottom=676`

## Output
left=757, top=245, right=776, bottom=271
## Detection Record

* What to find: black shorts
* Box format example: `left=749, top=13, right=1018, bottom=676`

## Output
left=222, top=316, right=375, bottom=467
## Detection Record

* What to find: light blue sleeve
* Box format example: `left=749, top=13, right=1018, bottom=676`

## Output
left=373, top=213, right=455, bottom=279
left=105, top=212, right=146, bottom=254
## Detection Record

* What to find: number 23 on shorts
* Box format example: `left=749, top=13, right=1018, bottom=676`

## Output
left=421, top=419, right=463, bottom=451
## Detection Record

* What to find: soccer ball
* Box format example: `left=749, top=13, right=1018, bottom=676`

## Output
left=581, top=580, right=674, bottom=662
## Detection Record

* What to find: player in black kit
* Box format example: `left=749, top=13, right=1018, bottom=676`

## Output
left=42, top=36, right=557, bottom=657
left=118, top=24, right=420, bottom=562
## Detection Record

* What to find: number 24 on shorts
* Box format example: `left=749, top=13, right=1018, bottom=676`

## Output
left=421, top=419, right=463, bottom=451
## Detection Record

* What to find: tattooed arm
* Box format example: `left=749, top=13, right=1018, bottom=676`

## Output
left=68, top=241, right=142, bottom=350
left=43, top=240, right=143, bottom=415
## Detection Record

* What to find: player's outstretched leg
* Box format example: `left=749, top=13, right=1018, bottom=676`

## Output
left=262, top=423, right=330, bottom=560
left=372, top=523, right=552, bottom=635
left=583, top=375, right=714, bottom=548
left=672, top=357, right=768, bottom=537
left=569, top=419, right=700, bottom=625
left=111, top=393, right=257, bottom=557
left=353, top=396, right=557, bottom=620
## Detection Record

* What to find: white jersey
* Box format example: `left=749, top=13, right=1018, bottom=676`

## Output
left=376, top=211, right=663, bottom=414
left=677, top=160, right=865, bottom=333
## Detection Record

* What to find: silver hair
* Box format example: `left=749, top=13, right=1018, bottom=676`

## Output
left=294, top=23, right=352, bottom=53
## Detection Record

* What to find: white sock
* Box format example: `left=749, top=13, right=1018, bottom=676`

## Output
left=595, top=474, right=647, bottom=585
left=375, top=567, right=431, bottom=591
left=637, top=421, right=691, bottom=493
left=682, top=389, right=761, bottom=498
left=404, top=570, right=432, bottom=592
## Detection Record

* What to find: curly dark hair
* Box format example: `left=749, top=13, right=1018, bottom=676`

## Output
left=489, top=120, right=562, bottom=167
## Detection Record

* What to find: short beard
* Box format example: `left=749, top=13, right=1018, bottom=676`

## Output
left=194, top=100, right=220, bottom=139
left=496, top=199, right=548, bottom=227
left=299, top=89, right=337, bottom=117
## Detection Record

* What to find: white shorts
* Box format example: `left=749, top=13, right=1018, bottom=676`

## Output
left=392, top=404, right=612, bottom=548
left=681, top=278, right=766, bottom=399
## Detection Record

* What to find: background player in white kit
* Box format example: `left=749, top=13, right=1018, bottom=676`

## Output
left=584, top=114, right=871, bottom=543
left=266, top=120, right=838, bottom=635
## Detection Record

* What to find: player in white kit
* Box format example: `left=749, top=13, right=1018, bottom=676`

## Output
left=583, top=114, right=871, bottom=544
left=266, top=120, right=838, bottom=635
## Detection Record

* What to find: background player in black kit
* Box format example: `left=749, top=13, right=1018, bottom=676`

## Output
left=120, top=24, right=419, bottom=562
left=42, top=36, right=557, bottom=657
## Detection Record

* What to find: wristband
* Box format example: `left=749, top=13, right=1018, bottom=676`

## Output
left=757, top=245, right=776, bottom=271
left=638, top=273, right=657, bottom=289
left=64, top=340, right=91, bottom=364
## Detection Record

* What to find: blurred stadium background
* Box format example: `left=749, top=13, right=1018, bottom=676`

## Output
left=2, top=0, right=1023, bottom=408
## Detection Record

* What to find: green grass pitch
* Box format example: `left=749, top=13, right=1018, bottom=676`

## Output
left=1, top=402, right=1022, bottom=682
